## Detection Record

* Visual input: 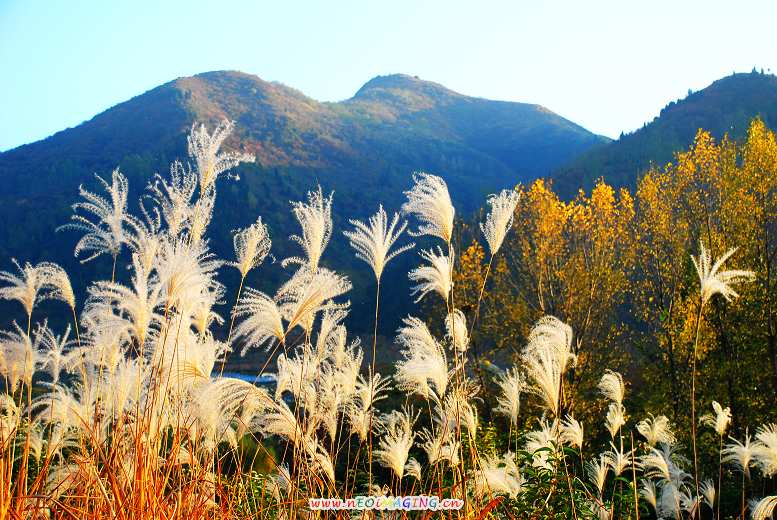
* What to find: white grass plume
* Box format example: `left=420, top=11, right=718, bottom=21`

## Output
left=522, top=316, right=576, bottom=417
left=560, top=414, right=584, bottom=450
left=495, top=367, right=525, bottom=427
left=598, top=369, right=625, bottom=406
left=401, top=172, right=455, bottom=243
left=343, top=205, right=414, bottom=281
left=753, top=423, right=777, bottom=477
left=0, top=259, right=47, bottom=319
left=691, top=241, right=755, bottom=307
left=445, top=308, right=469, bottom=353
left=374, top=407, right=418, bottom=479
left=187, top=120, right=254, bottom=193
left=231, top=217, right=272, bottom=278
left=722, top=428, right=754, bottom=477
left=394, top=316, right=449, bottom=400
left=701, top=400, right=732, bottom=436
left=60, top=169, right=130, bottom=263
left=480, top=188, right=520, bottom=256
left=283, top=186, right=333, bottom=272
left=636, top=414, right=676, bottom=447
left=408, top=246, right=454, bottom=303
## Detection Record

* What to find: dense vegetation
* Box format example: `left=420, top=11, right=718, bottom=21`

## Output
left=1, top=118, right=777, bottom=519
left=0, top=71, right=606, bottom=342
left=552, top=70, right=777, bottom=197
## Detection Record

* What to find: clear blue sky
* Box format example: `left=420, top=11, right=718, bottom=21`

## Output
left=1, top=0, right=775, bottom=151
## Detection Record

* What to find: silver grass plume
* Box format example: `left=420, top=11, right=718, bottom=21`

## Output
left=187, top=120, right=254, bottom=193
left=472, top=452, right=524, bottom=499
left=722, top=428, right=754, bottom=477
left=283, top=186, right=334, bottom=272
left=598, top=369, right=625, bottom=406
left=276, top=266, right=351, bottom=334
left=233, top=288, right=285, bottom=354
left=408, top=246, right=454, bottom=303
left=522, top=316, right=575, bottom=417
left=691, top=241, right=755, bottom=307
left=495, top=367, right=525, bottom=427
left=231, top=217, right=272, bottom=278
left=560, top=414, right=584, bottom=450
left=0, top=260, right=47, bottom=319
left=373, top=407, right=418, bottom=480
left=60, top=169, right=130, bottom=263
left=752, top=496, right=777, bottom=520
left=394, top=316, right=449, bottom=400
left=604, top=402, right=627, bottom=439
left=148, top=161, right=197, bottom=237
left=445, top=308, right=469, bottom=353
left=0, top=323, right=38, bottom=391
left=636, top=414, right=676, bottom=447
left=753, top=423, right=777, bottom=477
left=401, top=172, right=455, bottom=243
left=343, top=204, right=415, bottom=281
left=38, top=263, right=75, bottom=310
left=36, top=324, right=73, bottom=383
left=701, top=400, right=732, bottom=437
left=586, top=453, right=610, bottom=496
left=525, top=419, right=557, bottom=470
left=480, top=188, right=520, bottom=256
left=700, top=479, right=716, bottom=510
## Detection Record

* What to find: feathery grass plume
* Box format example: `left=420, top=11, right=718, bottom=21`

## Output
left=0, top=259, right=46, bottom=321
left=60, top=169, right=130, bottom=264
left=343, top=204, right=415, bottom=281
left=604, top=403, right=627, bottom=439
left=84, top=255, right=162, bottom=348
left=401, top=172, right=455, bottom=243
left=753, top=423, right=777, bottom=476
left=525, top=419, right=557, bottom=470
left=636, top=414, right=676, bottom=447
left=701, top=400, right=732, bottom=436
left=418, top=426, right=460, bottom=466
left=149, top=161, right=197, bottom=237
left=187, top=119, right=254, bottom=193
left=752, top=496, right=777, bottom=520
left=36, top=323, right=72, bottom=383
left=38, top=263, right=75, bottom=310
left=692, top=241, right=755, bottom=307
left=522, top=316, right=576, bottom=417
left=276, top=266, right=351, bottom=334
left=495, top=367, right=525, bottom=427
left=641, top=444, right=692, bottom=486
left=603, top=441, right=635, bottom=476
left=154, top=236, right=222, bottom=311
left=283, top=186, right=334, bottom=271
left=346, top=372, right=390, bottom=442
left=472, top=452, right=524, bottom=499
left=480, top=188, right=521, bottom=256
left=0, top=323, right=38, bottom=391
left=404, top=457, right=422, bottom=481
left=586, top=453, right=610, bottom=496
left=723, top=429, right=755, bottom=477
left=598, top=369, right=625, bottom=406
left=701, top=479, right=716, bottom=510
left=408, top=246, right=454, bottom=303
left=640, top=479, right=658, bottom=510
left=231, top=217, right=272, bottom=278
left=0, top=394, right=19, bottom=444
left=232, top=288, right=285, bottom=354
left=394, top=316, right=449, bottom=400
left=373, top=407, right=418, bottom=480
left=560, top=414, right=584, bottom=450
left=436, top=382, right=480, bottom=438
left=187, top=188, right=216, bottom=244
left=680, top=491, right=700, bottom=517
left=444, top=308, right=469, bottom=353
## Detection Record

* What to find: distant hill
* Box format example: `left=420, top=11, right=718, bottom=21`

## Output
left=0, top=70, right=606, bottom=340
left=552, top=71, right=777, bottom=197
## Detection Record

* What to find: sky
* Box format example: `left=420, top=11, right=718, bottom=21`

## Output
left=1, top=0, right=776, bottom=151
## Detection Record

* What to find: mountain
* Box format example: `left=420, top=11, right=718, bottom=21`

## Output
left=552, top=70, right=777, bottom=197
left=0, top=70, right=606, bottom=340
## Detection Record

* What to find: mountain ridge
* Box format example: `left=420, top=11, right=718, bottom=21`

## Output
left=551, top=71, right=777, bottom=196
left=0, top=69, right=606, bottom=337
